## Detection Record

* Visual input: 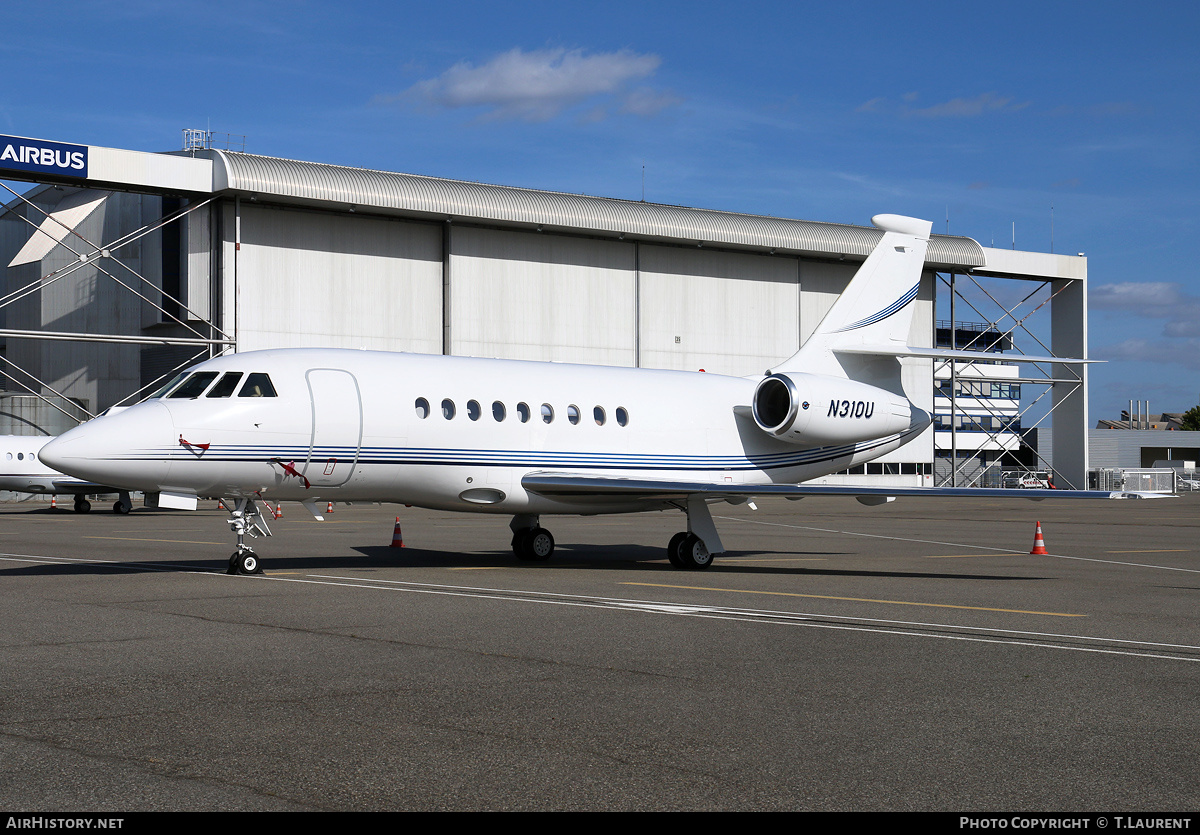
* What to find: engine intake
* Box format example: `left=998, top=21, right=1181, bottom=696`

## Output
left=752, top=372, right=918, bottom=447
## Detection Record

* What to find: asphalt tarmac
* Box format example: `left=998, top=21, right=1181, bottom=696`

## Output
left=2, top=493, right=1199, bottom=811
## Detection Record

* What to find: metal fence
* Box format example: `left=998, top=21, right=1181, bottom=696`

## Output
left=1089, top=468, right=1179, bottom=493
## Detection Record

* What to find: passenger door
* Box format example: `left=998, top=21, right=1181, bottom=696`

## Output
left=304, top=368, right=362, bottom=488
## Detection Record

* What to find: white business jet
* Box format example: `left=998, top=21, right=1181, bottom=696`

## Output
left=0, top=434, right=133, bottom=513
left=39, top=214, right=1133, bottom=575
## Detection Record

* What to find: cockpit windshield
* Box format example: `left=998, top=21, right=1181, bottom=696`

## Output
left=150, top=371, right=190, bottom=399
left=206, top=372, right=244, bottom=398
left=167, top=372, right=219, bottom=399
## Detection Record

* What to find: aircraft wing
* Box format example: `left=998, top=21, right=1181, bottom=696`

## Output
left=520, top=472, right=1168, bottom=503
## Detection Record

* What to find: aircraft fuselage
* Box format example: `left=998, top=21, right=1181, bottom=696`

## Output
left=41, top=348, right=926, bottom=516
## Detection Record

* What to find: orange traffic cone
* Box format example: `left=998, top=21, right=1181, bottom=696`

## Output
left=50, top=495, right=56, bottom=510
left=217, top=499, right=225, bottom=510
left=273, top=502, right=283, bottom=519
left=1030, top=522, right=1049, bottom=555
left=327, top=501, right=333, bottom=514
left=390, top=517, right=404, bottom=548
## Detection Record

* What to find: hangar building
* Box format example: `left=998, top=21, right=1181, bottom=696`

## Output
left=0, top=133, right=1091, bottom=487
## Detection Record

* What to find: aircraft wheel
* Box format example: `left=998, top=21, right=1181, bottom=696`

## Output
left=667, top=531, right=689, bottom=568
left=113, top=500, right=131, bottom=514
left=679, top=534, right=713, bottom=570
left=74, top=498, right=91, bottom=514
left=512, top=528, right=534, bottom=560
left=527, top=527, right=555, bottom=561
left=231, top=550, right=262, bottom=575
left=514, top=527, right=554, bottom=561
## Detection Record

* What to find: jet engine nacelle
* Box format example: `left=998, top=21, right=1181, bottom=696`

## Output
left=752, top=372, right=914, bottom=446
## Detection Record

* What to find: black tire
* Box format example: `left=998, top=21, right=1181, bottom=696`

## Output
left=680, top=534, right=713, bottom=570
left=74, top=498, right=91, bottom=514
left=234, top=551, right=262, bottom=575
left=667, top=531, right=689, bottom=568
left=112, top=501, right=131, bottom=514
left=513, top=528, right=535, bottom=560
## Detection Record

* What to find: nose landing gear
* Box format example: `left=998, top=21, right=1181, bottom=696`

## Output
left=226, top=498, right=272, bottom=575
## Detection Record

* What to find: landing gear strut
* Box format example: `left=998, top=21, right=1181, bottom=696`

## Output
left=665, top=495, right=724, bottom=570
left=511, top=514, right=555, bottom=561
left=225, top=498, right=272, bottom=575
left=112, top=491, right=132, bottom=514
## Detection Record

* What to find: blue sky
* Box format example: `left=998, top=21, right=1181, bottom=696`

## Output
left=2, top=0, right=1197, bottom=420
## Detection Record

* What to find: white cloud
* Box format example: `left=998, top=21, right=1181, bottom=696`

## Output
left=857, top=91, right=1029, bottom=118
left=1091, top=282, right=1200, bottom=332
left=1091, top=281, right=1200, bottom=365
left=390, top=47, right=677, bottom=122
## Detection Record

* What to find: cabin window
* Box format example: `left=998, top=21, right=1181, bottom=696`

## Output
left=616, top=407, right=629, bottom=426
left=169, top=371, right=219, bottom=399
left=594, top=406, right=606, bottom=426
left=238, top=373, right=277, bottom=398
left=467, top=400, right=481, bottom=421
left=567, top=405, right=580, bottom=425
left=415, top=397, right=430, bottom=419
left=541, top=404, right=554, bottom=424
left=16, top=453, right=23, bottom=460
left=492, top=401, right=506, bottom=421
left=517, top=402, right=530, bottom=423
left=206, top=372, right=244, bottom=398
left=441, top=399, right=456, bottom=420
left=4, top=453, right=10, bottom=460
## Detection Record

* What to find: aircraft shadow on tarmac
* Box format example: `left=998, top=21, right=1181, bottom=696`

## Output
left=0, top=541, right=1052, bottom=581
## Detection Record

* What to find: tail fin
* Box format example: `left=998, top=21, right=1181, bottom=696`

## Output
left=776, top=214, right=931, bottom=384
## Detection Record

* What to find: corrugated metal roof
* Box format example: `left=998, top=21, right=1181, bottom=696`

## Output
left=204, top=150, right=986, bottom=268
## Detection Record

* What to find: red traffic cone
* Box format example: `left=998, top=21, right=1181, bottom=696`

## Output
left=327, top=501, right=333, bottom=514
left=390, top=517, right=404, bottom=548
left=50, top=495, right=56, bottom=510
left=1030, top=522, right=1049, bottom=555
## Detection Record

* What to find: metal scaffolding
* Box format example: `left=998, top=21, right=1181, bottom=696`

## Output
left=0, top=179, right=234, bottom=426
left=935, top=270, right=1087, bottom=488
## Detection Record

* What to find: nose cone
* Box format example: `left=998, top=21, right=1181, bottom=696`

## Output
left=40, top=402, right=175, bottom=490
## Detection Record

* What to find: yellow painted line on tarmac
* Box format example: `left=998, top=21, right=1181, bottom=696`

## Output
left=621, top=582, right=1085, bottom=617
left=83, top=536, right=226, bottom=545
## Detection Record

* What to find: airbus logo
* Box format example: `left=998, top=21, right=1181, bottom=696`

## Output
left=0, top=135, right=87, bottom=178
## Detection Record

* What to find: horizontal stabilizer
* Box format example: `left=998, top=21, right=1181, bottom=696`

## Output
left=834, top=346, right=1100, bottom=364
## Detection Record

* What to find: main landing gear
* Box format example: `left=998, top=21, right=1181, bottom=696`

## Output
left=71, top=491, right=133, bottom=514
left=225, top=498, right=272, bottom=575
left=666, top=495, right=725, bottom=570
left=112, top=491, right=132, bottom=515
left=667, top=531, right=714, bottom=570
left=508, top=495, right=726, bottom=570
left=510, top=515, right=555, bottom=561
